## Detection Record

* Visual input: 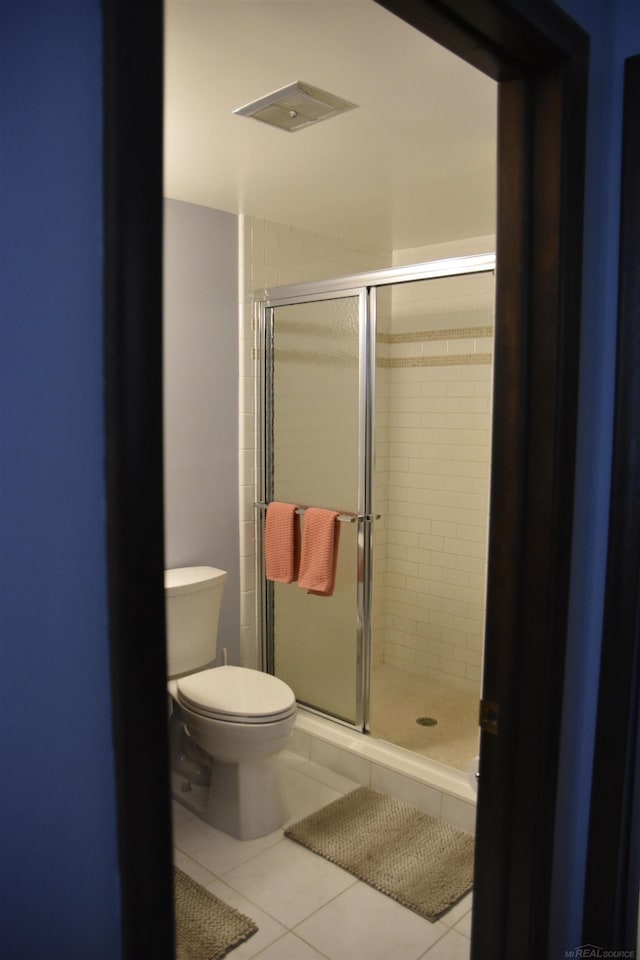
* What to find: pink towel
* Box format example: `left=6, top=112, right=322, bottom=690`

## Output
left=298, top=508, right=341, bottom=597
left=265, top=502, right=300, bottom=583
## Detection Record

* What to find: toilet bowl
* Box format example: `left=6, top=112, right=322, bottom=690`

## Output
left=165, top=567, right=296, bottom=840
left=168, top=665, right=296, bottom=839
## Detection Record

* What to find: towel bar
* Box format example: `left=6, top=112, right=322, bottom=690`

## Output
left=254, top=502, right=379, bottom=524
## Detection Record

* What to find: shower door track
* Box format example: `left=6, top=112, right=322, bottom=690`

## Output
left=256, top=253, right=496, bottom=735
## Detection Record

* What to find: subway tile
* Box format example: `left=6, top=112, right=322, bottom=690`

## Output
left=441, top=795, right=477, bottom=835
left=429, top=551, right=458, bottom=570
left=454, top=585, right=483, bottom=606
left=444, top=538, right=487, bottom=558
left=239, top=626, right=259, bottom=669
left=428, top=609, right=456, bottom=630
left=465, top=664, right=482, bottom=683
left=370, top=766, right=442, bottom=818
left=309, top=740, right=371, bottom=786
left=239, top=521, right=255, bottom=560
left=459, top=396, right=490, bottom=413
left=466, top=603, right=485, bottom=622
left=447, top=660, right=468, bottom=680
left=440, top=627, right=468, bottom=649
left=418, top=533, right=445, bottom=552
left=388, top=558, right=419, bottom=577
left=414, top=650, right=443, bottom=672
left=455, top=524, right=489, bottom=543
left=387, top=641, right=417, bottom=664
left=446, top=380, right=476, bottom=397
left=239, top=588, right=256, bottom=626
left=468, top=573, right=487, bottom=591
left=455, top=555, right=485, bottom=575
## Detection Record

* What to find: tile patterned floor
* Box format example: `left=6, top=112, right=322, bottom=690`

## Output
left=173, top=751, right=473, bottom=960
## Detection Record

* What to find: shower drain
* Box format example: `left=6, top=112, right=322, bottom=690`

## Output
left=416, top=716, right=438, bottom=727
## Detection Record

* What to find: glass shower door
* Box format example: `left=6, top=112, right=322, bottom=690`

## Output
left=263, top=291, right=368, bottom=725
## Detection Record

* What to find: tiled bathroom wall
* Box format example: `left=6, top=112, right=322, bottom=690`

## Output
left=375, top=268, right=495, bottom=689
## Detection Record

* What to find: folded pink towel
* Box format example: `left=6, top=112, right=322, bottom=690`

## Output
left=298, top=508, right=341, bottom=597
left=265, top=502, right=300, bottom=583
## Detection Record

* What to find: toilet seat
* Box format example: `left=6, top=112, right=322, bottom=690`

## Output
left=176, top=665, right=296, bottom=725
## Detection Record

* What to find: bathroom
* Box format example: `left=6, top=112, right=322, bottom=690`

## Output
left=165, top=2, right=495, bottom=955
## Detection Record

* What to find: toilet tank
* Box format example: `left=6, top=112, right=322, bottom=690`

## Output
left=165, top=566, right=227, bottom=677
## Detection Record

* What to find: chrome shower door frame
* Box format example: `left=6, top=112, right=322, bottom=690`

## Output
left=256, top=253, right=496, bottom=734
left=257, top=285, right=371, bottom=731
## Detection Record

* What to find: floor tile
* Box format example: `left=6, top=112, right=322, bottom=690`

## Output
left=254, top=931, right=328, bottom=959
left=173, top=848, right=217, bottom=887
left=172, top=798, right=194, bottom=825
left=439, top=892, right=472, bottom=928
left=172, top=748, right=476, bottom=960
left=454, top=910, right=472, bottom=938
left=277, top=764, right=344, bottom=826
left=173, top=815, right=282, bottom=876
left=207, top=879, right=287, bottom=959
left=222, top=838, right=357, bottom=928
left=293, top=880, right=449, bottom=960
left=420, top=928, right=471, bottom=959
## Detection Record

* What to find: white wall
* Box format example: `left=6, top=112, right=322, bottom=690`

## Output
left=163, top=199, right=241, bottom=663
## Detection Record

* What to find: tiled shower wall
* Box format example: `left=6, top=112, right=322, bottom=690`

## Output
left=239, top=219, right=494, bottom=695
left=375, top=265, right=495, bottom=688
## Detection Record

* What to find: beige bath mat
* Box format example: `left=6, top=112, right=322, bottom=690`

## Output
left=174, top=866, right=258, bottom=960
left=285, top=786, right=474, bottom=922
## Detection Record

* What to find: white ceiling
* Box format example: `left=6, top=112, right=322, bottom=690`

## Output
left=164, top=0, right=497, bottom=251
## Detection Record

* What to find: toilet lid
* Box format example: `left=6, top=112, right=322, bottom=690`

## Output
left=176, top=665, right=296, bottom=723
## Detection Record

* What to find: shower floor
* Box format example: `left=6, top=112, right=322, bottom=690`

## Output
left=370, top=663, right=479, bottom=772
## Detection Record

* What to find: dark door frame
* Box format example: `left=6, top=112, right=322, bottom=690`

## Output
left=378, top=6, right=589, bottom=958
left=583, top=53, right=640, bottom=953
left=103, top=1, right=595, bottom=958
left=103, top=3, right=174, bottom=958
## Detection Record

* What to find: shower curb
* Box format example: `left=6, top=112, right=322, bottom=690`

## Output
left=291, top=709, right=477, bottom=836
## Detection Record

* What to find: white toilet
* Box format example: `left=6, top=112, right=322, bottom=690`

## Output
left=165, top=565, right=296, bottom=840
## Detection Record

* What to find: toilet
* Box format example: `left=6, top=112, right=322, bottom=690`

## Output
left=165, top=566, right=296, bottom=840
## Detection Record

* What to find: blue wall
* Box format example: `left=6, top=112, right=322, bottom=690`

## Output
left=0, top=2, right=121, bottom=957
left=550, top=0, right=640, bottom=953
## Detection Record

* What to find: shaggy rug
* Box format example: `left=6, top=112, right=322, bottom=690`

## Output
left=285, top=786, right=474, bottom=922
left=174, top=866, right=258, bottom=960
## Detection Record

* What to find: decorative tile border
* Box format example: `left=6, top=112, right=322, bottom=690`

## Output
left=378, top=352, right=493, bottom=368
left=377, top=325, right=493, bottom=344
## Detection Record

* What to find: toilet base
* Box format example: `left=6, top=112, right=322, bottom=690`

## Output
left=205, top=757, right=287, bottom=840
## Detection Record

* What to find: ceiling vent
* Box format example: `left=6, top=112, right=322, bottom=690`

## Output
left=233, top=81, right=357, bottom=133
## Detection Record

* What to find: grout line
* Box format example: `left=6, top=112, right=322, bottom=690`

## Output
left=264, top=931, right=331, bottom=960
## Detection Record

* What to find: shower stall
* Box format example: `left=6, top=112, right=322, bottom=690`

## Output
left=256, top=255, right=495, bottom=773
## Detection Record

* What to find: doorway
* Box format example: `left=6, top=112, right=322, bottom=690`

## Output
left=103, top=2, right=589, bottom=957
